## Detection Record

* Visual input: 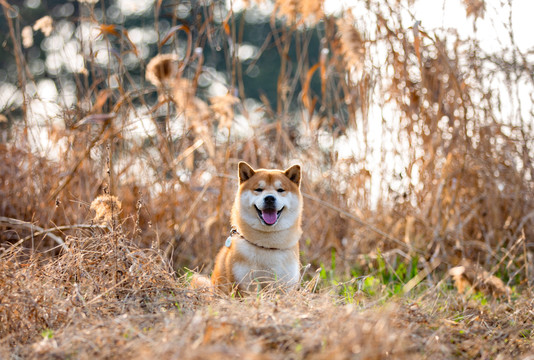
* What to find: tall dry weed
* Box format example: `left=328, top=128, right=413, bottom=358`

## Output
left=0, top=0, right=532, bottom=284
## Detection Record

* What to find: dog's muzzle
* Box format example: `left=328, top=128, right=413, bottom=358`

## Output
left=255, top=196, right=283, bottom=226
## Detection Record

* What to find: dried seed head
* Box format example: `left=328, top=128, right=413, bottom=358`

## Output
left=300, top=0, right=323, bottom=23
left=146, top=54, right=179, bottom=88
left=463, top=0, right=486, bottom=19
left=171, top=78, right=211, bottom=123
left=276, top=0, right=323, bottom=25
left=172, top=78, right=195, bottom=110
left=33, top=16, right=53, bottom=37
left=22, top=26, right=34, bottom=48
left=337, top=16, right=366, bottom=71
left=209, top=93, right=239, bottom=129
left=90, top=194, right=122, bottom=225
left=276, top=0, right=299, bottom=24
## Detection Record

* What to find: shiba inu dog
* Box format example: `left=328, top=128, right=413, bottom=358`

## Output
left=193, top=162, right=303, bottom=294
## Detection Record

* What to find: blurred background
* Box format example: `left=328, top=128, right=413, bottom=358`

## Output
left=1, top=0, right=533, bottom=286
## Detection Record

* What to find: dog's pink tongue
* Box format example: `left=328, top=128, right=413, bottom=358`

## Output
left=262, top=210, right=277, bottom=225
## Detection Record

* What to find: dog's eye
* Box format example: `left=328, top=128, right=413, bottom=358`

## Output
left=277, top=189, right=285, bottom=193
left=255, top=188, right=263, bottom=192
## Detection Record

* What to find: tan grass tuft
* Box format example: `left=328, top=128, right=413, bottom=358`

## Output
left=0, top=228, right=190, bottom=353
left=90, top=194, right=122, bottom=225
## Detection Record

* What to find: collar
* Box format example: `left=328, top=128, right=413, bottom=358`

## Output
left=230, top=227, right=280, bottom=251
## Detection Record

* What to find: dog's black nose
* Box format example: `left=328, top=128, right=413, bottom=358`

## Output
left=264, top=195, right=276, bottom=205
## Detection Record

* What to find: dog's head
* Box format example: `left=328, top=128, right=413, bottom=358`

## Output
left=235, top=162, right=302, bottom=231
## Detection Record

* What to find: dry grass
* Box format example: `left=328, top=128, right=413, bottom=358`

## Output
left=1, top=0, right=533, bottom=357
left=0, top=0, right=531, bottom=274
left=1, top=229, right=533, bottom=359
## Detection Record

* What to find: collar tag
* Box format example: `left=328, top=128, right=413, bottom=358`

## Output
left=224, top=236, right=232, bottom=248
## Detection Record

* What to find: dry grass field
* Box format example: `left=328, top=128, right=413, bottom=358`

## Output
left=1, top=0, right=533, bottom=358
left=1, top=227, right=533, bottom=359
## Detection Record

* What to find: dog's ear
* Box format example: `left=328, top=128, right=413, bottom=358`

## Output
left=238, top=162, right=255, bottom=183
left=284, top=164, right=301, bottom=185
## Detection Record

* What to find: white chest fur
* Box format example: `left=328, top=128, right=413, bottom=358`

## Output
left=232, top=237, right=299, bottom=291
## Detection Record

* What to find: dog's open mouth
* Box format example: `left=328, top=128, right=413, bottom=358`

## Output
left=255, top=206, right=284, bottom=226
